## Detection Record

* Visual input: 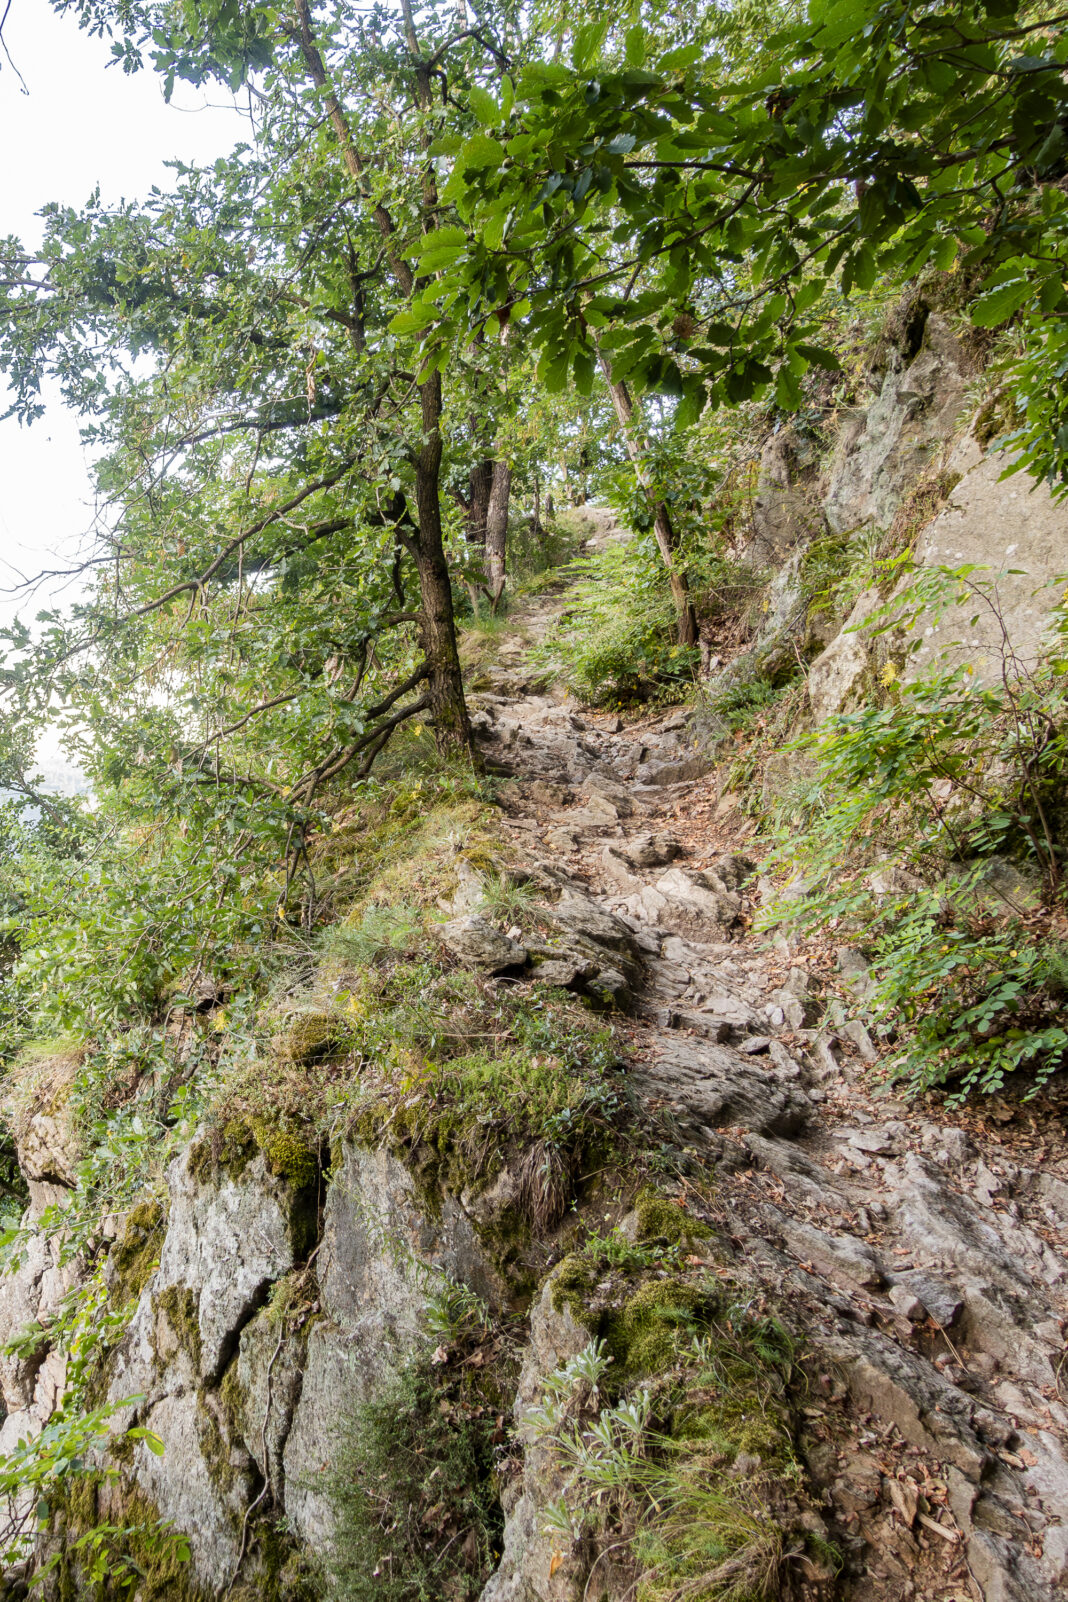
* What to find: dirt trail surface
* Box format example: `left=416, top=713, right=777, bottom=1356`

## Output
left=464, top=510, right=1068, bottom=1602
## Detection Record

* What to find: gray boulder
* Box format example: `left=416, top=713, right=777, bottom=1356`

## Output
left=440, top=913, right=528, bottom=971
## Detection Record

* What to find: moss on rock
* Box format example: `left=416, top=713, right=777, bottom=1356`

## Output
left=632, top=1195, right=711, bottom=1249
left=156, top=1284, right=203, bottom=1371
left=188, top=1114, right=319, bottom=1202
left=50, top=1476, right=202, bottom=1601
left=249, top=1119, right=318, bottom=1188
left=219, top=1356, right=248, bottom=1442
left=550, top=1253, right=599, bottom=1327
left=109, top=1199, right=166, bottom=1307
left=611, top=1278, right=708, bottom=1375
left=277, top=1012, right=347, bottom=1066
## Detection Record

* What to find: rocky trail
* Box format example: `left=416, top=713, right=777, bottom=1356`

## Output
left=457, top=512, right=1068, bottom=1602
left=3, top=513, right=1067, bottom=1602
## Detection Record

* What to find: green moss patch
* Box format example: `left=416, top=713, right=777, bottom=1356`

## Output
left=341, top=966, right=623, bottom=1232
left=632, top=1194, right=712, bottom=1248
left=49, top=1477, right=200, bottom=1601
left=614, top=1278, right=710, bottom=1374
left=276, top=1011, right=350, bottom=1066
left=109, top=1199, right=166, bottom=1308
left=551, top=1196, right=721, bottom=1369
left=156, top=1284, right=202, bottom=1371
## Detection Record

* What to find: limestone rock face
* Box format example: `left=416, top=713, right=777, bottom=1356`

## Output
left=824, top=315, right=969, bottom=537
left=905, top=432, right=1068, bottom=684
left=160, top=1147, right=308, bottom=1384
left=0, top=1091, right=82, bottom=1503
left=480, top=1278, right=589, bottom=1602
left=85, top=1137, right=506, bottom=1591
left=103, top=1147, right=313, bottom=1588
left=806, top=583, right=884, bottom=723
left=283, top=1143, right=502, bottom=1545
left=744, top=427, right=823, bottom=566
left=808, top=435, right=1067, bottom=721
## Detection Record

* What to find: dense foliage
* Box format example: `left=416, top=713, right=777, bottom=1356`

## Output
left=0, top=0, right=1063, bottom=1038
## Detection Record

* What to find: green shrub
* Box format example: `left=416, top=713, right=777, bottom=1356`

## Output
left=326, top=1353, right=503, bottom=1602
left=763, top=567, right=1068, bottom=1099
left=533, top=537, right=699, bottom=703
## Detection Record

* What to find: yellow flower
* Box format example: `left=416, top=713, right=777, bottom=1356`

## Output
left=879, top=662, right=897, bottom=686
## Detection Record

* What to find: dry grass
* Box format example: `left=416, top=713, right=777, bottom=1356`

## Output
left=1, top=1037, right=84, bottom=1148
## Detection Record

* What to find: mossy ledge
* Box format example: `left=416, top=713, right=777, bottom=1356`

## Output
left=156, top=1284, right=203, bottom=1372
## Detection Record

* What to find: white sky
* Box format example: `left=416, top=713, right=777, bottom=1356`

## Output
left=0, top=0, right=246, bottom=628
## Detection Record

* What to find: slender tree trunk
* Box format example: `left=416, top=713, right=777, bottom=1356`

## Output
left=415, top=372, right=474, bottom=753
left=466, top=456, right=493, bottom=608
left=468, top=458, right=493, bottom=553
left=297, top=0, right=475, bottom=760
left=596, top=350, right=699, bottom=647
left=485, top=459, right=511, bottom=611
left=531, top=474, right=544, bottom=540
left=546, top=485, right=555, bottom=521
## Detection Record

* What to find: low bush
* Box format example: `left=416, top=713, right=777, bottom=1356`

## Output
left=763, top=565, right=1068, bottom=1099
left=535, top=537, right=699, bottom=704
left=326, top=1323, right=506, bottom=1602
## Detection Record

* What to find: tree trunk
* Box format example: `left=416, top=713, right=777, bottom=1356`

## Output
left=485, top=459, right=511, bottom=611
left=298, top=0, right=475, bottom=761
left=465, top=456, right=493, bottom=608
left=531, top=474, right=544, bottom=540
left=414, top=371, right=475, bottom=756
left=468, top=459, right=493, bottom=552
left=596, top=350, right=699, bottom=648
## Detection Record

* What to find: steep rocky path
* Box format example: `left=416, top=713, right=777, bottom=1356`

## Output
left=462, top=517, right=1068, bottom=1602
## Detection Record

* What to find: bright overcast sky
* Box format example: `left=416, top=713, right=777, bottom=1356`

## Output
left=0, top=0, right=246, bottom=626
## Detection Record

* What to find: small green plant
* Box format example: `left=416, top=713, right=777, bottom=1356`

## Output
left=423, top=1279, right=491, bottom=1344
left=799, top=526, right=881, bottom=622
left=701, top=670, right=795, bottom=738
left=476, top=872, right=539, bottom=924
left=528, top=1308, right=811, bottom=1602
left=324, top=903, right=425, bottom=966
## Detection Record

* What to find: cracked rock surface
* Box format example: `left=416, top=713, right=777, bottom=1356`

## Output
left=463, top=567, right=1068, bottom=1602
